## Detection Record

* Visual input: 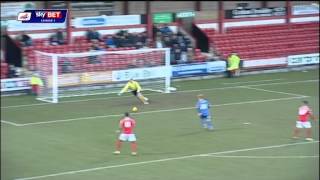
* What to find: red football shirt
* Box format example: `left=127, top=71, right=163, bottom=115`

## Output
left=119, top=117, right=136, bottom=134
left=298, top=105, right=312, bottom=122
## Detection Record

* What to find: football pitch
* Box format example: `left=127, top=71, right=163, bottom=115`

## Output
left=1, top=69, right=319, bottom=180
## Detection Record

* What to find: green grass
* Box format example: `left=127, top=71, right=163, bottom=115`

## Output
left=1, top=69, right=319, bottom=180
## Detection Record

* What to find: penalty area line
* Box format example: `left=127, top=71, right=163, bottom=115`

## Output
left=202, top=155, right=319, bottom=159
left=223, top=78, right=285, bottom=85
left=16, top=96, right=307, bottom=126
left=0, top=120, right=22, bottom=126
left=15, top=141, right=319, bottom=180
left=2, top=79, right=317, bottom=109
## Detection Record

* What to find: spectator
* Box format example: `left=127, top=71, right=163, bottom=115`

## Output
left=226, top=52, right=241, bottom=78
left=88, top=43, right=102, bottom=64
left=135, top=41, right=143, bottom=49
left=208, top=47, right=220, bottom=61
left=156, top=31, right=162, bottom=37
left=208, top=47, right=215, bottom=56
left=126, top=33, right=135, bottom=47
left=113, top=34, right=120, bottom=47
left=118, top=36, right=129, bottom=47
left=172, top=44, right=179, bottom=52
left=55, top=29, right=65, bottom=45
left=184, top=36, right=192, bottom=47
left=134, top=33, right=143, bottom=44
left=177, top=36, right=185, bottom=45
left=49, top=34, right=59, bottom=46
left=145, top=38, right=153, bottom=48
left=187, top=48, right=194, bottom=61
left=159, top=24, right=172, bottom=34
left=174, top=48, right=182, bottom=63
left=117, top=30, right=126, bottom=36
left=105, top=35, right=116, bottom=48
left=170, top=34, right=178, bottom=45
left=180, top=42, right=187, bottom=52
left=61, top=59, right=73, bottom=73
left=141, top=32, right=147, bottom=43
left=90, top=40, right=103, bottom=51
left=179, top=51, right=187, bottom=64
left=8, top=65, right=17, bottom=78
left=177, top=30, right=183, bottom=37
left=15, top=67, right=22, bottom=77
left=129, top=59, right=145, bottom=68
left=29, top=72, right=43, bottom=95
left=86, top=28, right=101, bottom=42
left=163, top=36, right=172, bottom=48
left=155, top=37, right=163, bottom=48
left=19, top=32, right=32, bottom=46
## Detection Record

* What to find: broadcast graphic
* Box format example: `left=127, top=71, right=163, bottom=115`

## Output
left=17, top=9, right=67, bottom=23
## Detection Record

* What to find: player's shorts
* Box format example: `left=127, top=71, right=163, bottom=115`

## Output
left=296, top=121, right=312, bottom=128
left=200, top=115, right=211, bottom=121
left=131, top=90, right=138, bottom=96
left=119, top=133, right=137, bottom=142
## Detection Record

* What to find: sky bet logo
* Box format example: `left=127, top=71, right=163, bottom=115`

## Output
left=17, top=10, right=67, bottom=23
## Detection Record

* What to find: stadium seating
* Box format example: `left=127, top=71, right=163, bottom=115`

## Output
left=21, top=40, right=138, bottom=72
left=204, top=22, right=319, bottom=59
left=1, top=62, right=8, bottom=79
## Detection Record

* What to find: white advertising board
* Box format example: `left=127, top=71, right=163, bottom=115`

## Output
left=112, top=66, right=169, bottom=82
left=73, top=15, right=141, bottom=28
left=288, top=53, right=319, bottom=66
left=243, top=57, right=287, bottom=68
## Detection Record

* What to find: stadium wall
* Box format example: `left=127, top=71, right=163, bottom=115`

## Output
left=7, top=23, right=179, bottom=39
left=195, top=14, right=319, bottom=31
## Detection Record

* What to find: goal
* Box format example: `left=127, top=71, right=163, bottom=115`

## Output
left=34, top=48, right=171, bottom=103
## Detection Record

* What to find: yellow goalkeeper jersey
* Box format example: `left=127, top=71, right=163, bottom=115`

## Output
left=120, top=80, right=142, bottom=93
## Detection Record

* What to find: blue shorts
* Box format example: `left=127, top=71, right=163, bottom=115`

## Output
left=200, top=115, right=210, bottom=119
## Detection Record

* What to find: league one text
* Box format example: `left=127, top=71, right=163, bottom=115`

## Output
left=17, top=10, right=67, bottom=23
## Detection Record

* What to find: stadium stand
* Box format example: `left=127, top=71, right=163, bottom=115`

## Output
left=1, top=62, right=9, bottom=79
left=19, top=27, right=209, bottom=73
left=19, top=30, right=146, bottom=72
left=154, top=25, right=208, bottom=64
left=204, top=22, right=319, bottom=60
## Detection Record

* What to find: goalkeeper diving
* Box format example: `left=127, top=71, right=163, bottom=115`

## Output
left=118, top=79, right=149, bottom=104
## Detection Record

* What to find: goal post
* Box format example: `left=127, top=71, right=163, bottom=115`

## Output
left=34, top=48, right=171, bottom=103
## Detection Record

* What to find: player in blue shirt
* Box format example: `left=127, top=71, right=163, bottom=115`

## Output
left=196, top=94, right=214, bottom=130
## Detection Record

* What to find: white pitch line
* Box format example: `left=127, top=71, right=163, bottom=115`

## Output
left=202, top=155, right=319, bottom=159
left=247, top=79, right=318, bottom=87
left=16, top=96, right=307, bottom=126
left=1, top=79, right=317, bottom=109
left=223, top=78, right=285, bottom=85
left=241, top=86, right=309, bottom=97
left=0, top=120, right=21, bottom=126
left=15, top=141, right=319, bottom=180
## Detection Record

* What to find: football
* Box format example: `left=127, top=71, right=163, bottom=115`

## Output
left=132, top=106, right=138, bottom=112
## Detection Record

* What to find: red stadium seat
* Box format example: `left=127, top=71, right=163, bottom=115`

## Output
left=208, top=22, right=319, bottom=60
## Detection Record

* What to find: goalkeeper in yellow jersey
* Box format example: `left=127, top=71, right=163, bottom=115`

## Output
left=118, top=79, right=149, bottom=104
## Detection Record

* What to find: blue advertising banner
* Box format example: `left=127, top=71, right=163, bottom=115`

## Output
left=172, top=61, right=226, bottom=77
left=206, top=61, right=227, bottom=73
left=172, top=63, right=207, bottom=77
left=1, top=78, right=30, bottom=92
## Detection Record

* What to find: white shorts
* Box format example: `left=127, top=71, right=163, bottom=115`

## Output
left=119, top=133, right=137, bottom=142
left=296, top=121, right=312, bottom=129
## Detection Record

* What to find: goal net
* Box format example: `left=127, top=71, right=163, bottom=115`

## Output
left=34, top=48, right=171, bottom=103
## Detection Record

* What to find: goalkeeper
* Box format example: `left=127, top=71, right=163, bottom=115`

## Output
left=118, top=79, right=149, bottom=104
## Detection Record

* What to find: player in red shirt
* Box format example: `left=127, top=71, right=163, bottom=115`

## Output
left=292, top=101, right=316, bottom=141
left=113, top=112, right=137, bottom=155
